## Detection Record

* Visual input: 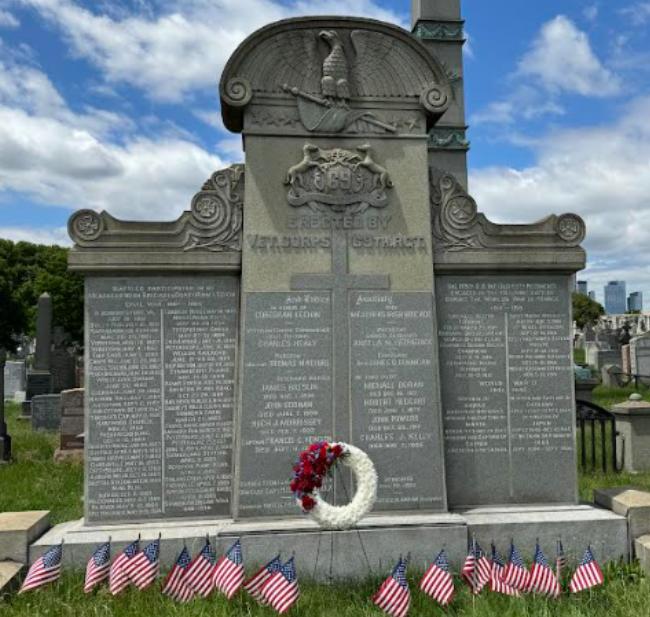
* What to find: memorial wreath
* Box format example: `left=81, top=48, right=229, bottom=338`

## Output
left=290, top=441, right=378, bottom=530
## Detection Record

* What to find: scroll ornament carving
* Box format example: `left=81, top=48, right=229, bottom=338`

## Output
left=430, top=170, right=483, bottom=252
left=184, top=165, right=244, bottom=252
left=68, top=209, right=104, bottom=243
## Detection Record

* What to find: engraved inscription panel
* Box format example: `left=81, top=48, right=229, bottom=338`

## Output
left=86, top=276, right=239, bottom=523
left=238, top=292, right=333, bottom=517
left=436, top=275, right=577, bottom=507
left=351, top=292, right=445, bottom=512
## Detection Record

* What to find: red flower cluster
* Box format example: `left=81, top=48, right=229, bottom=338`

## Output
left=290, top=442, right=345, bottom=512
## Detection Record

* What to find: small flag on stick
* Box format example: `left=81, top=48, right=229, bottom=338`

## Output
left=213, top=539, right=245, bottom=599
left=462, top=539, right=491, bottom=594
left=109, top=539, right=139, bottom=595
left=185, top=538, right=215, bottom=598
left=19, top=544, right=63, bottom=594
left=372, top=557, right=411, bottom=617
left=529, top=540, right=561, bottom=598
left=162, top=547, right=195, bottom=603
left=244, top=555, right=282, bottom=603
left=569, top=547, right=604, bottom=593
left=261, top=557, right=300, bottom=615
left=556, top=539, right=568, bottom=579
left=420, top=549, right=454, bottom=607
left=503, top=541, right=531, bottom=592
left=128, top=538, right=160, bottom=590
left=490, top=543, right=519, bottom=596
left=84, top=541, right=111, bottom=593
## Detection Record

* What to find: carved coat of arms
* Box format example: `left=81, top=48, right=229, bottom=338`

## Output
left=285, top=144, right=392, bottom=214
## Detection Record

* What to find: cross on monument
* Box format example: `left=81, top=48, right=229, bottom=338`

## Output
left=291, top=226, right=390, bottom=448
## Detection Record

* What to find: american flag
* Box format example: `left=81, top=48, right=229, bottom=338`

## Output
left=420, top=549, right=454, bottom=607
left=84, top=541, right=111, bottom=594
left=556, top=540, right=568, bottom=579
left=569, top=547, right=604, bottom=593
left=261, top=558, right=300, bottom=615
left=128, top=538, right=160, bottom=590
left=490, top=544, right=519, bottom=596
left=503, top=541, right=531, bottom=592
left=372, top=558, right=411, bottom=617
left=462, top=540, right=491, bottom=595
left=18, top=544, right=62, bottom=594
left=185, top=539, right=215, bottom=597
left=162, top=547, right=195, bottom=603
left=529, top=541, right=561, bottom=598
left=109, top=539, right=139, bottom=595
left=213, top=539, right=245, bottom=599
left=244, top=555, right=282, bottom=602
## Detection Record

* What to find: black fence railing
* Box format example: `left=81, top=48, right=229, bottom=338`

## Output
left=611, top=372, right=650, bottom=389
left=576, top=400, right=619, bottom=473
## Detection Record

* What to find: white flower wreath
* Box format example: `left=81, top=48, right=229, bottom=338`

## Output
left=299, top=442, right=378, bottom=531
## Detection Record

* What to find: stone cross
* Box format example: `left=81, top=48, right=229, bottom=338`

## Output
left=33, top=292, right=53, bottom=372
left=290, top=228, right=390, bottom=445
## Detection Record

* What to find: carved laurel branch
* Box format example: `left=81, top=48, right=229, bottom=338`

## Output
left=430, top=169, right=483, bottom=252
left=184, top=165, right=244, bottom=252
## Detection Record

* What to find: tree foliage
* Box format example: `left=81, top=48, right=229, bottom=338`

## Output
left=572, top=292, right=605, bottom=329
left=0, top=239, right=84, bottom=353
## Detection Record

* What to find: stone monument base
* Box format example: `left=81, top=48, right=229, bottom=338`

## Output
left=31, top=507, right=628, bottom=578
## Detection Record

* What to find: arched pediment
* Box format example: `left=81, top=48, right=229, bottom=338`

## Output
left=220, top=16, right=453, bottom=133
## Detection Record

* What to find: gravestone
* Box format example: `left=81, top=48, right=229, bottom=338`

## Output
left=622, top=344, right=632, bottom=374
left=49, top=1, right=632, bottom=574
left=631, top=334, right=650, bottom=377
left=24, top=293, right=53, bottom=417
left=0, top=350, right=11, bottom=462
left=31, top=394, right=61, bottom=431
left=50, top=327, right=76, bottom=394
left=59, top=388, right=85, bottom=451
left=3, top=361, right=25, bottom=401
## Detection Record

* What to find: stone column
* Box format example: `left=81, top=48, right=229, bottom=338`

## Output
left=0, top=349, right=12, bottom=463
left=412, top=0, right=469, bottom=189
left=33, top=292, right=52, bottom=371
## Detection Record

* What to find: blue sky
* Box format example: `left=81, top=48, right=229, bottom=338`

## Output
left=0, top=0, right=648, bottom=308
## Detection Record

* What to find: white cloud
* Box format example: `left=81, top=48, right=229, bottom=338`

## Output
left=583, top=4, right=599, bottom=23
left=16, top=0, right=405, bottom=102
left=470, top=96, right=650, bottom=309
left=0, top=226, right=70, bottom=245
left=620, top=2, right=650, bottom=26
left=0, top=9, right=20, bottom=27
left=0, top=57, right=226, bottom=222
left=518, top=15, right=621, bottom=97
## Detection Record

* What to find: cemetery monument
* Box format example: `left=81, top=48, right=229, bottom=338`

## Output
left=34, top=0, right=628, bottom=574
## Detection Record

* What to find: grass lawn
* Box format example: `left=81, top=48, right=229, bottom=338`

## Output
left=3, top=395, right=650, bottom=615
left=1, top=562, right=647, bottom=617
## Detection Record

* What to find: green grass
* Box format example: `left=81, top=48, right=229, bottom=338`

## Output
left=0, top=402, right=84, bottom=524
left=1, top=562, right=647, bottom=616
left=593, top=385, right=650, bottom=410
left=573, top=348, right=586, bottom=365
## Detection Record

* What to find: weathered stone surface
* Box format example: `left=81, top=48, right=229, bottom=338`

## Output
left=611, top=396, right=650, bottom=472
left=33, top=293, right=52, bottom=372
left=436, top=275, right=577, bottom=507
left=595, top=487, right=650, bottom=547
left=85, top=276, right=239, bottom=524
left=3, top=361, right=25, bottom=401
left=631, top=334, right=650, bottom=376
left=0, top=511, right=50, bottom=563
left=0, top=562, right=23, bottom=596
left=31, top=394, right=61, bottom=431
left=60, top=388, right=84, bottom=451
left=622, top=345, right=632, bottom=374
left=601, top=364, right=622, bottom=388
left=635, top=535, right=650, bottom=574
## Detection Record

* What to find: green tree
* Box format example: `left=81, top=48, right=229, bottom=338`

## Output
left=572, top=292, right=605, bottom=329
left=0, top=239, right=84, bottom=352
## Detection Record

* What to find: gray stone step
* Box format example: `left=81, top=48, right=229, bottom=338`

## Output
left=0, top=511, right=50, bottom=563
left=0, top=562, right=24, bottom=597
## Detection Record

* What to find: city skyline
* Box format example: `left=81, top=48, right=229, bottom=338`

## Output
left=577, top=279, right=645, bottom=314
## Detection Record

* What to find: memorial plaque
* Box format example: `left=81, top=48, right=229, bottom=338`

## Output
left=436, top=275, right=577, bottom=507
left=85, top=276, right=239, bottom=523
left=237, top=292, right=333, bottom=517
left=60, top=388, right=85, bottom=450
left=31, top=394, right=61, bottom=431
left=351, top=292, right=445, bottom=511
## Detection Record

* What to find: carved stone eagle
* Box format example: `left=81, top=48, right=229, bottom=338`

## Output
left=319, top=30, right=350, bottom=103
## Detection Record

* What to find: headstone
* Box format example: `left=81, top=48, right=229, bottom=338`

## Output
left=602, top=365, right=622, bottom=389
left=50, top=327, right=76, bottom=394
left=0, top=350, right=11, bottom=462
left=24, top=293, right=54, bottom=416
left=59, top=388, right=84, bottom=450
left=631, top=334, right=650, bottom=377
left=622, top=345, right=632, bottom=375
left=84, top=277, right=239, bottom=524
left=31, top=394, right=61, bottom=431
left=3, top=361, right=25, bottom=400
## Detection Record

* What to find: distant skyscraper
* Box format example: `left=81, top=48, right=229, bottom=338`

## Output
left=588, top=291, right=597, bottom=302
left=628, top=292, right=643, bottom=312
left=605, top=281, right=627, bottom=314
left=576, top=281, right=588, bottom=296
